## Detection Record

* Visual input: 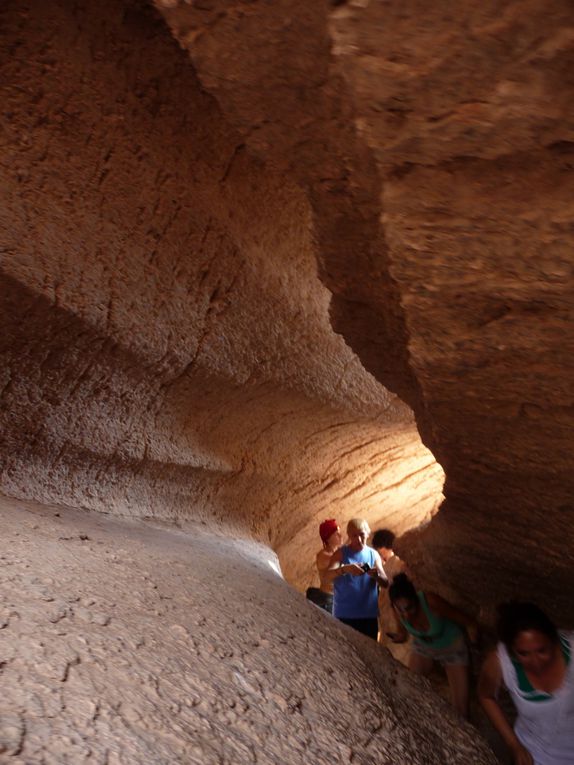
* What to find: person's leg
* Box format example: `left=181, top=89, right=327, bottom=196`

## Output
left=306, top=588, right=332, bottom=613
left=306, top=587, right=320, bottom=602
left=361, top=618, right=378, bottom=640
left=338, top=618, right=378, bottom=639
left=322, top=594, right=333, bottom=615
left=444, top=662, right=469, bottom=719
left=409, top=651, right=434, bottom=675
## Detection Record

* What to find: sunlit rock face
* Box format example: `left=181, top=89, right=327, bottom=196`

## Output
left=1, top=0, right=571, bottom=758
left=3, top=0, right=566, bottom=761
left=157, top=0, right=574, bottom=622
left=0, top=0, right=442, bottom=586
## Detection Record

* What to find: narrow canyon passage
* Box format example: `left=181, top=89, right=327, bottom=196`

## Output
left=0, top=0, right=443, bottom=585
left=1, top=0, right=573, bottom=762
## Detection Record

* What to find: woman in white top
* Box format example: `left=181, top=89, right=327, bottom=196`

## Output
left=478, top=602, right=574, bottom=765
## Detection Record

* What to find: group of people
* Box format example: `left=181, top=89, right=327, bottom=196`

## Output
left=306, top=517, right=574, bottom=765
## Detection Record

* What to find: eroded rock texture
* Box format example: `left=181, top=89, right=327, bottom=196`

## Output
left=1, top=0, right=573, bottom=761
left=329, top=0, right=574, bottom=622
left=0, top=0, right=442, bottom=593
left=156, top=0, right=574, bottom=621
left=0, top=496, right=496, bottom=765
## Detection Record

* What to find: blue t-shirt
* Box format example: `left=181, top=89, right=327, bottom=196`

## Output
left=333, top=545, right=378, bottom=619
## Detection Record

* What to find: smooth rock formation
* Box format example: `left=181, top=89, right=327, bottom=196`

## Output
left=0, top=495, right=496, bottom=765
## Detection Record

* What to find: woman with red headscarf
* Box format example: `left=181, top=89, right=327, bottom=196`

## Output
left=305, top=519, right=342, bottom=614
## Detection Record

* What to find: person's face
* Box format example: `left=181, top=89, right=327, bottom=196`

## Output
left=393, top=597, right=418, bottom=620
left=376, top=546, right=392, bottom=562
left=347, top=525, right=368, bottom=551
left=326, top=528, right=342, bottom=549
left=512, top=630, right=557, bottom=675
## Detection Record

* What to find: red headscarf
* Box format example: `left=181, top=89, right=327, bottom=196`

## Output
left=319, top=519, right=339, bottom=544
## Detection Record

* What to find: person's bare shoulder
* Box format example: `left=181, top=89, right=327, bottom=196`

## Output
left=316, top=548, right=330, bottom=568
left=317, top=547, right=342, bottom=570
left=384, top=556, right=404, bottom=580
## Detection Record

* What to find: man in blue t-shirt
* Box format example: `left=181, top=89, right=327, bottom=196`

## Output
left=326, top=518, right=388, bottom=639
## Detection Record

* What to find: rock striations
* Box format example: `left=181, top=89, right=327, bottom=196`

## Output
left=156, top=0, right=574, bottom=621
left=1, top=0, right=572, bottom=761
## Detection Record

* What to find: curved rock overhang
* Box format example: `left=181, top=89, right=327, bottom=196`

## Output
left=0, top=0, right=443, bottom=591
left=155, top=0, right=574, bottom=621
left=3, top=0, right=571, bottom=761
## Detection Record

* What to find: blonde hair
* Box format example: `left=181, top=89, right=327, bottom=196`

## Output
left=347, top=518, right=370, bottom=535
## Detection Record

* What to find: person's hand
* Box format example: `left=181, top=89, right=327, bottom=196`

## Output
left=510, top=742, right=534, bottom=765
left=346, top=563, right=366, bottom=576
left=366, top=568, right=388, bottom=587
left=386, top=631, right=407, bottom=644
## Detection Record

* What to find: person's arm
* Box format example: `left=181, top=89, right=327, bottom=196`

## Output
left=387, top=614, right=409, bottom=643
left=425, top=592, right=478, bottom=644
left=478, top=652, right=534, bottom=765
left=367, top=550, right=389, bottom=589
left=324, top=548, right=364, bottom=582
left=316, top=549, right=331, bottom=580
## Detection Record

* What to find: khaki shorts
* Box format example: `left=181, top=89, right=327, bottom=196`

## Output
left=412, top=636, right=468, bottom=666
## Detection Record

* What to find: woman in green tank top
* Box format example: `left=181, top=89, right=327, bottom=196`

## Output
left=388, top=573, right=478, bottom=719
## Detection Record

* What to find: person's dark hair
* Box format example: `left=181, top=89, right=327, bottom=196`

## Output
left=496, top=602, right=560, bottom=650
left=389, top=572, right=417, bottom=605
left=372, top=529, right=395, bottom=550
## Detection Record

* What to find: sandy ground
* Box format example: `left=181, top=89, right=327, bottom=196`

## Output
left=0, top=495, right=497, bottom=764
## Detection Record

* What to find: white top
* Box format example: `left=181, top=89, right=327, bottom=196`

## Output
left=497, top=631, right=574, bottom=765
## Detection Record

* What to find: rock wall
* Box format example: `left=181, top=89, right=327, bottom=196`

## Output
left=329, top=0, right=574, bottom=622
left=3, top=0, right=571, bottom=760
left=156, top=0, right=574, bottom=622
left=0, top=0, right=442, bottom=590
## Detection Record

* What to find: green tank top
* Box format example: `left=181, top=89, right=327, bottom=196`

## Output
left=401, top=592, right=463, bottom=649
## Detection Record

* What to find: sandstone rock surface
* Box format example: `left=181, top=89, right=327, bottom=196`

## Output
left=0, top=0, right=442, bottom=591
left=329, top=0, right=574, bottom=622
left=0, top=495, right=497, bottom=765
left=2, top=0, right=573, bottom=761
left=156, top=0, right=574, bottom=621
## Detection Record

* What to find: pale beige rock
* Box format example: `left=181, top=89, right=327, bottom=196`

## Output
left=0, top=4, right=451, bottom=760
left=0, top=496, right=496, bottom=765
left=0, top=0, right=441, bottom=589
